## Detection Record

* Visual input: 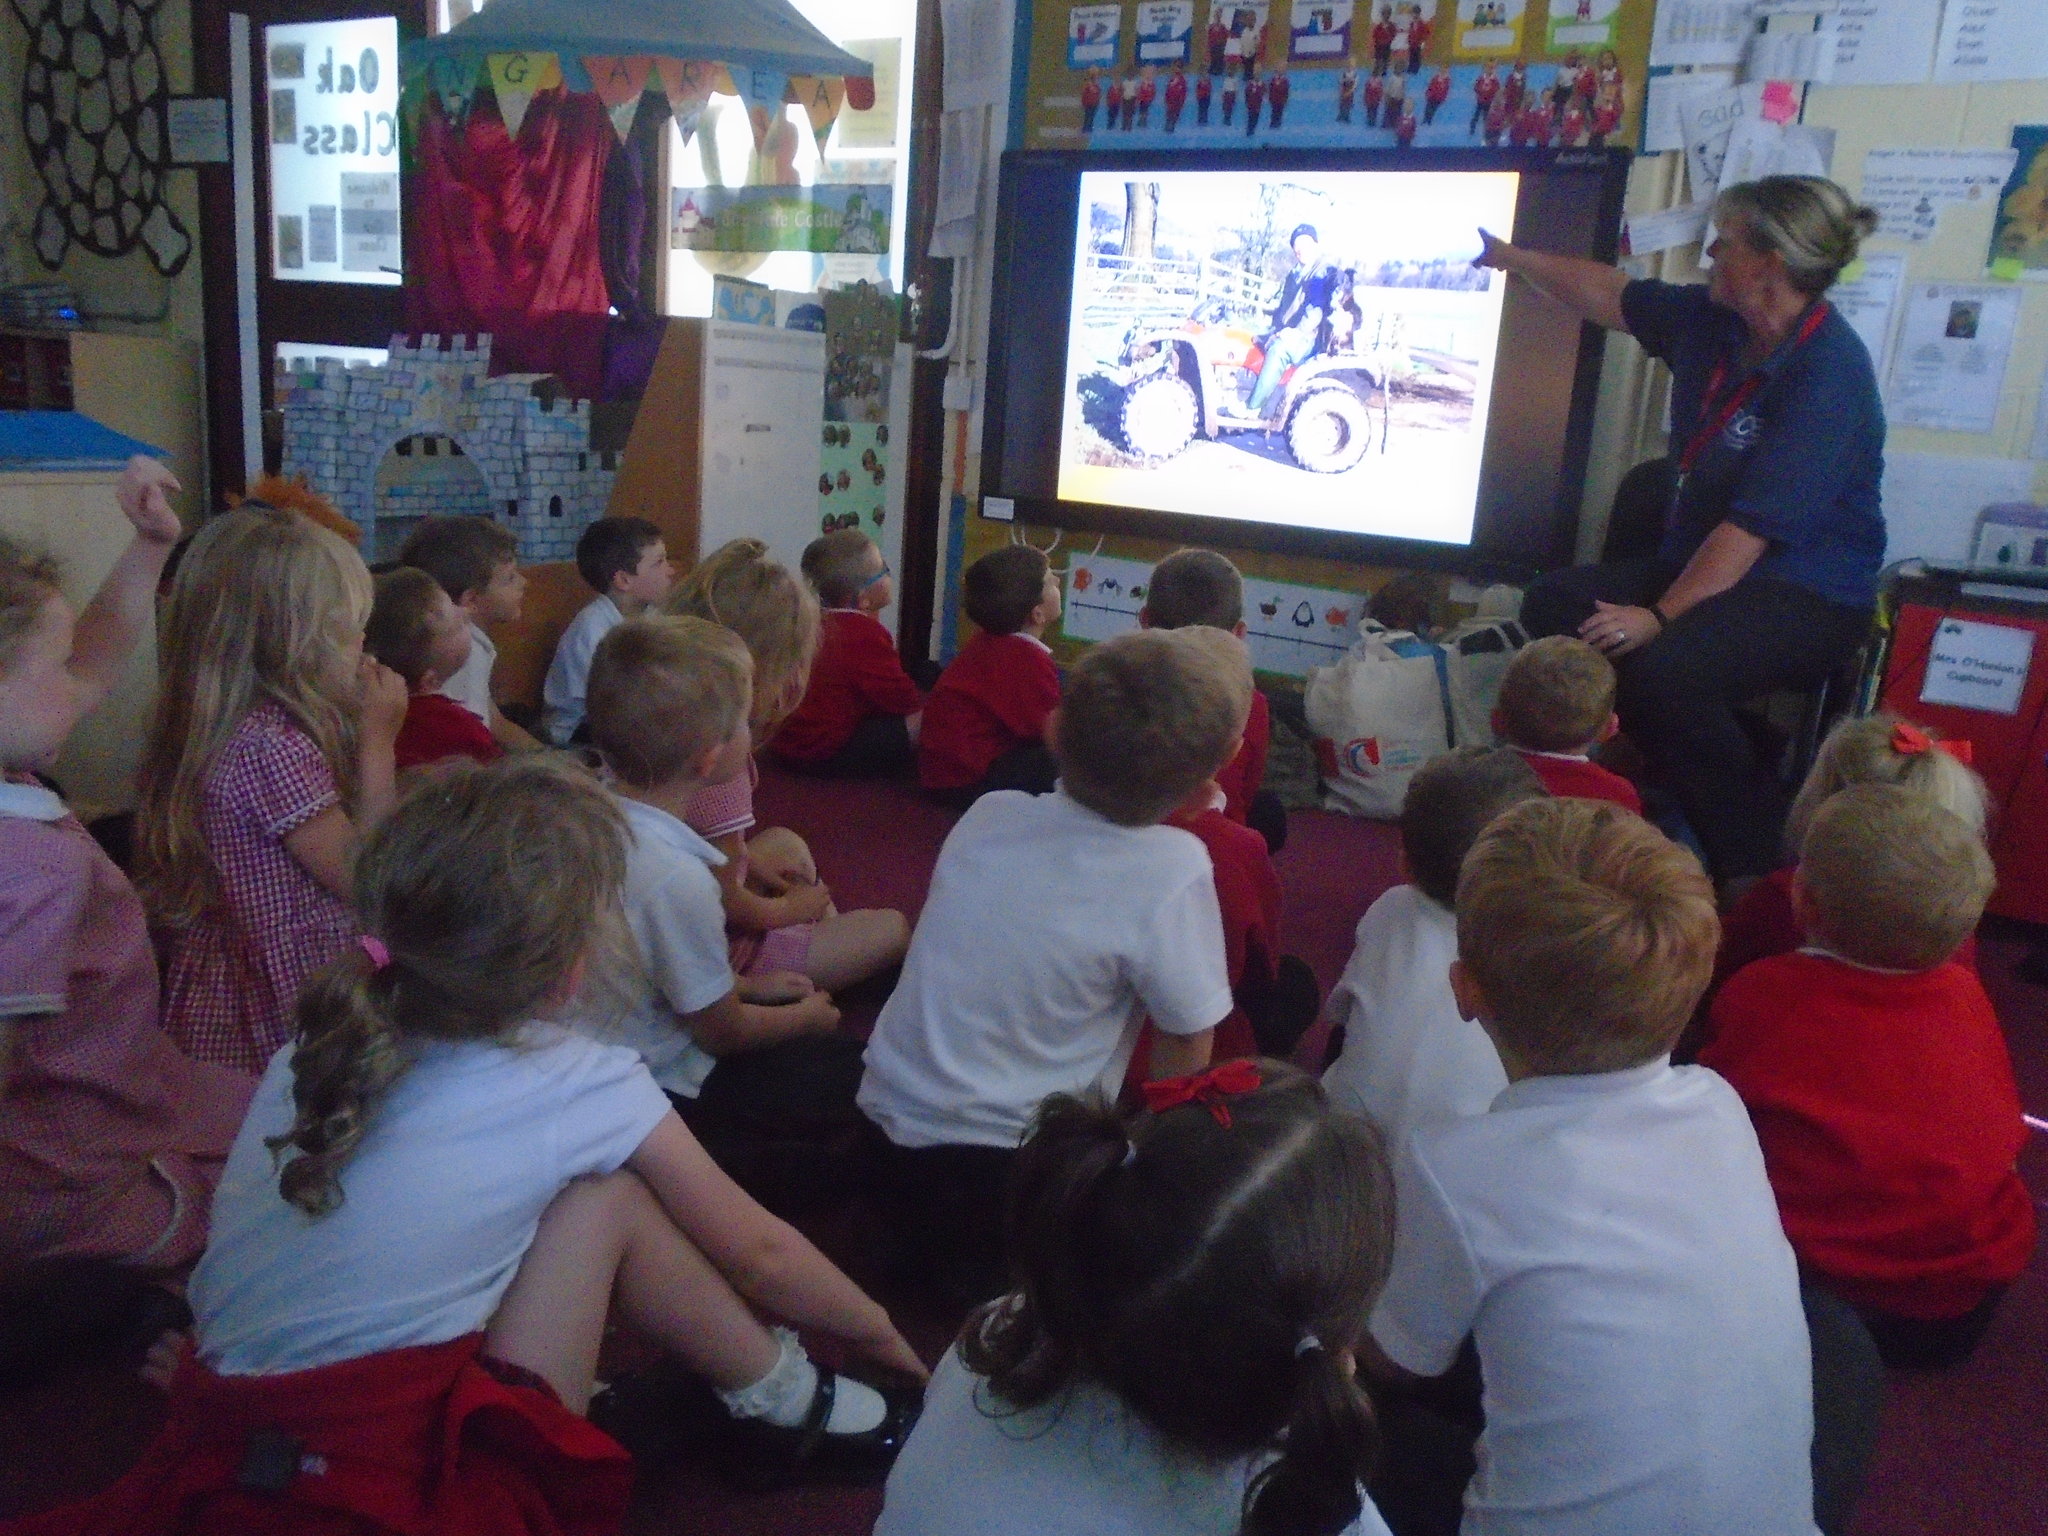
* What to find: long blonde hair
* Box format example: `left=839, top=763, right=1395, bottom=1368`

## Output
left=270, top=756, right=628, bottom=1216
left=137, top=505, right=373, bottom=925
left=1785, top=712, right=1988, bottom=858
left=667, top=538, right=820, bottom=736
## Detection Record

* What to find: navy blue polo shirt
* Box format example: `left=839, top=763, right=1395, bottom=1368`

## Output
left=1621, top=279, right=1886, bottom=609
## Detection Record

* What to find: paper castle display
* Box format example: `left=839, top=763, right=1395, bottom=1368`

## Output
left=277, top=334, right=617, bottom=563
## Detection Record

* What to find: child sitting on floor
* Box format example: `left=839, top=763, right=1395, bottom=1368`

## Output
left=138, top=504, right=409, bottom=1075
left=1370, top=798, right=1819, bottom=1535
left=396, top=514, right=537, bottom=750
left=588, top=615, right=905, bottom=1213
left=918, top=543, right=1062, bottom=805
left=0, top=460, right=253, bottom=1279
left=543, top=516, right=672, bottom=745
left=876, top=1063, right=1398, bottom=1536
left=365, top=567, right=504, bottom=772
left=1138, top=547, right=1287, bottom=852
left=32, top=758, right=925, bottom=1536
left=668, top=537, right=909, bottom=992
left=1492, top=635, right=1642, bottom=814
left=861, top=628, right=1239, bottom=1303
left=1322, top=746, right=1546, bottom=1154
left=775, top=528, right=923, bottom=777
left=1718, top=713, right=1985, bottom=983
left=1702, top=785, right=2032, bottom=1371
left=1124, top=627, right=1318, bottom=1085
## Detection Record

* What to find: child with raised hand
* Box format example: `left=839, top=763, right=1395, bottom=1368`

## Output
left=1322, top=747, right=1546, bottom=1154
left=776, top=528, right=924, bottom=777
left=918, top=543, right=1064, bottom=806
left=589, top=615, right=903, bottom=1211
left=1718, top=712, right=1986, bottom=983
left=861, top=628, right=1240, bottom=1304
left=1139, top=547, right=1286, bottom=850
left=1702, top=785, right=2032, bottom=1371
left=668, top=537, right=909, bottom=991
left=0, top=460, right=254, bottom=1277
left=1370, top=798, right=1819, bottom=1536
left=395, top=514, right=537, bottom=750
left=39, top=757, right=926, bottom=1534
left=365, top=566, right=504, bottom=771
left=543, top=516, right=673, bottom=745
left=139, top=504, right=409, bottom=1074
left=876, top=1061, right=1398, bottom=1536
left=1491, top=634, right=1642, bottom=814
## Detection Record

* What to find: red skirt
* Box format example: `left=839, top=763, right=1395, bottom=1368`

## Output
left=2, top=1335, right=632, bottom=1536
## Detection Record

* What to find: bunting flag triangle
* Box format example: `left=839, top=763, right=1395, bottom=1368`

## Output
left=429, top=53, right=478, bottom=117
left=655, top=57, right=720, bottom=148
left=485, top=51, right=560, bottom=140
left=787, top=74, right=846, bottom=153
left=583, top=54, right=655, bottom=141
left=729, top=65, right=788, bottom=153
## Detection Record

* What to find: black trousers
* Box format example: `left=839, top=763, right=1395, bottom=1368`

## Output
left=861, top=1119, right=1016, bottom=1309
left=669, top=1035, right=870, bottom=1218
left=927, top=739, right=1059, bottom=812
left=781, top=713, right=915, bottom=780
left=1520, top=560, right=1869, bottom=882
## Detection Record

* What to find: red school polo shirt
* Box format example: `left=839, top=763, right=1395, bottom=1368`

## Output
left=1701, top=950, right=2035, bottom=1319
left=774, top=608, right=924, bottom=763
left=394, top=692, right=505, bottom=773
left=1514, top=748, right=1643, bottom=816
left=1214, top=689, right=1271, bottom=826
left=917, top=631, right=1061, bottom=790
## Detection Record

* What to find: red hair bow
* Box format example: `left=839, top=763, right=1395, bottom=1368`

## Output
left=1141, top=1059, right=1264, bottom=1127
left=1892, top=721, right=1974, bottom=766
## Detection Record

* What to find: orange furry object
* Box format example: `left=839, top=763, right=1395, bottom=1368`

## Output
left=228, top=475, right=362, bottom=545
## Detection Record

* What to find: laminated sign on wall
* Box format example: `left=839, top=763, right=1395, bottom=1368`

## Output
left=1920, top=617, right=2035, bottom=716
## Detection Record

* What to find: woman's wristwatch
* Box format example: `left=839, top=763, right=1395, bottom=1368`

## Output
left=1648, top=601, right=1673, bottom=630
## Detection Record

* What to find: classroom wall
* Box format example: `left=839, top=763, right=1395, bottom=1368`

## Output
left=0, top=0, right=210, bottom=522
left=936, top=5, right=2048, bottom=661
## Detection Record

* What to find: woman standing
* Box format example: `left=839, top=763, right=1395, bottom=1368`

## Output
left=1478, top=176, right=1885, bottom=889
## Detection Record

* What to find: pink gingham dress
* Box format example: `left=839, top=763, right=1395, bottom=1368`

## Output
left=685, top=759, right=816, bottom=977
left=160, top=704, right=359, bottom=1074
left=0, top=777, right=254, bottom=1269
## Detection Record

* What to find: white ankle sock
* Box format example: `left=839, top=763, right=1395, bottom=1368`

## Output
left=716, top=1328, right=887, bottom=1435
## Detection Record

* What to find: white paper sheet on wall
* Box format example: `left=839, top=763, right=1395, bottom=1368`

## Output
left=1680, top=82, right=1760, bottom=201
left=1650, top=0, right=1756, bottom=69
left=1624, top=199, right=1714, bottom=256
left=1882, top=452, right=2038, bottom=564
left=1934, top=0, right=2048, bottom=86
left=1745, top=4, right=1837, bottom=84
left=1886, top=282, right=2023, bottom=434
left=1829, top=251, right=1908, bottom=385
left=1641, top=68, right=1735, bottom=155
left=1061, top=554, right=1366, bottom=676
left=1860, top=147, right=2018, bottom=243
left=1830, top=0, right=1942, bottom=85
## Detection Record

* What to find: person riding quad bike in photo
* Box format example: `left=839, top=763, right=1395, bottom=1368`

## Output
left=1226, top=223, right=1340, bottom=424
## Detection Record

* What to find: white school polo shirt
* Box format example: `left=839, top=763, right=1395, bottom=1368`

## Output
left=858, top=788, right=1233, bottom=1150
left=1370, top=1059, right=1819, bottom=1536
left=610, top=795, right=736, bottom=1098
left=1321, top=884, right=1506, bottom=1153
left=437, top=621, right=497, bottom=725
left=542, top=595, right=622, bottom=744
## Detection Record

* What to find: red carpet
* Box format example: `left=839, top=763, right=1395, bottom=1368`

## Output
left=2, top=768, right=2041, bottom=1534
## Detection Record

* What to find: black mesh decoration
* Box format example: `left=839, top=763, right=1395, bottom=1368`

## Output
left=13, top=0, right=193, bottom=276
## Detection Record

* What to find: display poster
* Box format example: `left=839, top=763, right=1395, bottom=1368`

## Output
left=1885, top=282, right=2023, bottom=435
left=1830, top=0, right=1941, bottom=86
left=1862, top=147, right=2018, bottom=244
left=1934, top=0, right=2048, bottom=86
left=1829, top=250, right=1908, bottom=384
left=266, top=17, right=400, bottom=286
left=1989, top=127, right=2048, bottom=280
left=1454, top=0, right=1527, bottom=57
left=1069, top=4, right=1124, bottom=69
left=1064, top=553, right=1366, bottom=675
left=1291, top=1, right=1354, bottom=62
left=1026, top=0, right=1656, bottom=149
left=1648, top=0, right=1752, bottom=68
left=670, top=184, right=892, bottom=256
left=1138, top=2, right=1198, bottom=64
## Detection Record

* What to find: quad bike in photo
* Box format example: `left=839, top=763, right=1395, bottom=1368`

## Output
left=1110, top=319, right=1394, bottom=475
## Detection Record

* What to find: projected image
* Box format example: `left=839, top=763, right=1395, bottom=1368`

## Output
left=1058, top=170, right=1518, bottom=546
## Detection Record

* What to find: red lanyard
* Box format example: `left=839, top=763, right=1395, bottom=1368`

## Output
left=1675, top=301, right=1830, bottom=476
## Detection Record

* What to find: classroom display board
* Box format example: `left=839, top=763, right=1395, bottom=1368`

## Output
left=1023, top=0, right=1659, bottom=155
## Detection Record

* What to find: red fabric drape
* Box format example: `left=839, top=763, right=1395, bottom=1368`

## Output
left=407, top=90, right=615, bottom=399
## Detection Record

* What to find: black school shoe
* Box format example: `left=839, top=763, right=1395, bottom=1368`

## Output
left=715, top=1370, right=923, bottom=1493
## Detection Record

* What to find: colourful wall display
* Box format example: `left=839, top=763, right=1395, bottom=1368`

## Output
left=1027, top=0, right=1657, bottom=154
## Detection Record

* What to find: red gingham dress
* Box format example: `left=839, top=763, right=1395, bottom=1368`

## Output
left=0, top=779, right=253, bottom=1268
left=685, top=759, right=815, bottom=977
left=161, top=705, right=359, bottom=1074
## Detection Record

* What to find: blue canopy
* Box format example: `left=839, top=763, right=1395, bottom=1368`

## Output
left=406, top=0, right=871, bottom=89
